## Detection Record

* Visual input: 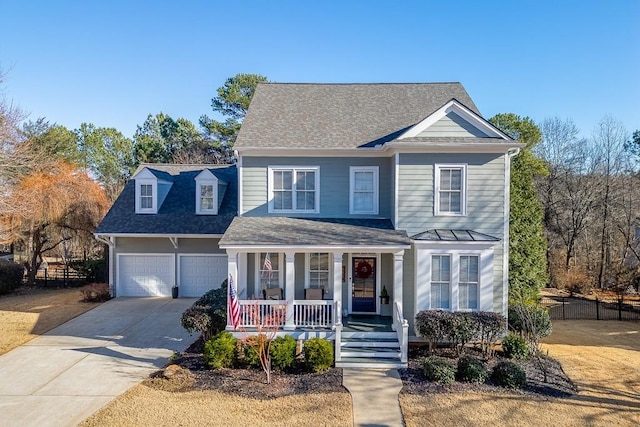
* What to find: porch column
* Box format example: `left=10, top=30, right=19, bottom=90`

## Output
left=332, top=252, right=344, bottom=324
left=393, top=251, right=404, bottom=321
left=226, top=250, right=238, bottom=331
left=284, top=251, right=296, bottom=330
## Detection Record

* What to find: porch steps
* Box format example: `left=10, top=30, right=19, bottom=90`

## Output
left=336, top=335, right=406, bottom=369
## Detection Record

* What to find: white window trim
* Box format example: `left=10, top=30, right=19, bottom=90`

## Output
left=434, top=164, right=467, bottom=216
left=196, top=182, right=218, bottom=215
left=349, top=166, right=379, bottom=215
left=305, top=252, right=332, bottom=298
left=254, top=252, right=284, bottom=296
left=415, top=244, right=494, bottom=313
left=135, top=179, right=157, bottom=214
left=267, top=166, right=320, bottom=214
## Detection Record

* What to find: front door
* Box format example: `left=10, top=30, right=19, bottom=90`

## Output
left=352, top=257, right=376, bottom=312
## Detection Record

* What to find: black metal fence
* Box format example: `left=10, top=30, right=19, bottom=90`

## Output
left=31, top=267, right=87, bottom=288
left=540, top=295, right=640, bottom=321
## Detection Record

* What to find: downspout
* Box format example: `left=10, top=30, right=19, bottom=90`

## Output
left=95, top=234, right=115, bottom=297
left=503, top=147, right=521, bottom=318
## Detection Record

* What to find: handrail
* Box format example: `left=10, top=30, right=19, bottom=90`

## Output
left=394, top=300, right=408, bottom=363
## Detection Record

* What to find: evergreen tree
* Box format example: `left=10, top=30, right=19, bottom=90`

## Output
left=490, top=113, right=548, bottom=301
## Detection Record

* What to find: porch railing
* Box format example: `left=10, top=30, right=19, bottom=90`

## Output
left=237, top=299, right=334, bottom=329
left=394, top=301, right=409, bottom=363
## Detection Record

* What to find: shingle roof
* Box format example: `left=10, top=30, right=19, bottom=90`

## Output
left=96, top=164, right=237, bottom=235
left=411, top=229, right=500, bottom=242
left=235, top=83, right=481, bottom=149
left=219, top=217, right=411, bottom=248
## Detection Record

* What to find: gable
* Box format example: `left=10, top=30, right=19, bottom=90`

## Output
left=416, top=111, right=490, bottom=138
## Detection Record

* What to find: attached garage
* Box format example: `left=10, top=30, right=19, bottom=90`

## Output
left=117, top=254, right=175, bottom=297
left=178, top=254, right=228, bottom=297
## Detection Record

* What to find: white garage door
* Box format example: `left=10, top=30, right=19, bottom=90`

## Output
left=179, top=255, right=228, bottom=297
left=118, top=255, right=175, bottom=297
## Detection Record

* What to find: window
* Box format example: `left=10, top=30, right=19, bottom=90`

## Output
left=140, top=184, right=153, bottom=210
left=459, top=256, right=479, bottom=310
left=308, top=253, right=330, bottom=295
left=258, top=252, right=280, bottom=290
left=435, top=165, right=466, bottom=215
left=269, top=167, right=319, bottom=213
left=350, top=166, right=379, bottom=214
left=200, top=184, right=215, bottom=211
left=431, top=255, right=450, bottom=309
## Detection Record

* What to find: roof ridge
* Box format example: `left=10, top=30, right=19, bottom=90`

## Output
left=259, top=82, right=464, bottom=86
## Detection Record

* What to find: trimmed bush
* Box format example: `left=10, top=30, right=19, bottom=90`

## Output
left=270, top=335, right=297, bottom=371
left=502, top=334, right=528, bottom=359
left=415, top=310, right=451, bottom=350
left=203, top=331, right=237, bottom=369
left=303, top=338, right=333, bottom=373
left=491, top=361, right=527, bottom=389
left=241, top=335, right=262, bottom=368
left=80, top=283, right=111, bottom=302
left=445, top=312, right=477, bottom=354
left=421, top=356, right=456, bottom=384
left=456, top=356, right=488, bottom=383
left=472, top=311, right=507, bottom=356
left=181, top=279, right=228, bottom=341
left=0, top=259, right=23, bottom=295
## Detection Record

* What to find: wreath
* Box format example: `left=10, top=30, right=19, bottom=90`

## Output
left=355, top=261, right=373, bottom=279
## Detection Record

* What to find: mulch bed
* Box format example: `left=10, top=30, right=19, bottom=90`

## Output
left=144, top=337, right=347, bottom=399
left=400, top=346, right=577, bottom=398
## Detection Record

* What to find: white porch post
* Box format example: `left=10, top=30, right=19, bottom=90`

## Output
left=393, top=251, right=404, bottom=321
left=332, top=252, right=343, bottom=323
left=284, top=251, right=296, bottom=330
left=226, top=250, right=238, bottom=330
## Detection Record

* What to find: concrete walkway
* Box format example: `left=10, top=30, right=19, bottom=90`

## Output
left=343, top=368, right=405, bottom=427
left=0, top=297, right=196, bottom=427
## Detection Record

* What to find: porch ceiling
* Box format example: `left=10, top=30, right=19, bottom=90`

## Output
left=219, top=217, right=411, bottom=249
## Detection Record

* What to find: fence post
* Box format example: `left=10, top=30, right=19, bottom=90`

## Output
left=618, top=297, right=623, bottom=321
left=562, top=297, right=566, bottom=320
left=44, top=268, right=48, bottom=287
left=596, top=297, right=600, bottom=320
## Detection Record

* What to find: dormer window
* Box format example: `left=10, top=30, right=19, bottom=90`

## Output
left=195, top=169, right=225, bottom=215
left=140, top=184, right=153, bottom=209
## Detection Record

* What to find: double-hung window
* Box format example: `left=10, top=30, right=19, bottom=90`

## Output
left=350, top=166, right=379, bottom=214
left=258, top=252, right=280, bottom=290
left=200, top=184, right=214, bottom=211
left=308, top=253, right=330, bottom=295
left=269, top=167, right=319, bottom=213
left=140, top=184, right=153, bottom=210
left=435, top=165, right=466, bottom=215
left=458, top=255, right=479, bottom=310
left=431, top=255, right=451, bottom=309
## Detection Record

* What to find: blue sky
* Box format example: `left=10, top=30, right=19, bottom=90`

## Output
left=1, top=0, right=638, bottom=139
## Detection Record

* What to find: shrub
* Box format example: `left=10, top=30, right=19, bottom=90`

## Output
left=241, top=335, right=263, bottom=369
left=204, top=331, right=237, bottom=369
left=70, top=258, right=107, bottom=283
left=270, top=335, right=297, bottom=371
left=502, top=334, right=528, bottom=359
left=0, top=259, right=23, bottom=295
left=181, top=280, right=228, bottom=341
left=456, top=356, right=488, bottom=383
left=303, top=338, right=333, bottom=373
left=421, top=356, right=456, bottom=384
left=509, top=303, right=552, bottom=354
left=415, top=310, right=451, bottom=351
left=445, top=312, right=477, bottom=354
left=80, top=283, right=111, bottom=302
left=491, top=361, right=527, bottom=389
left=472, top=311, right=507, bottom=356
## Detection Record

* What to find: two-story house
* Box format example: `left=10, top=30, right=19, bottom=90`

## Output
left=95, top=82, right=522, bottom=368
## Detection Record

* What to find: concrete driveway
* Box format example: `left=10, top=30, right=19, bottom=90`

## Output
left=0, top=297, right=197, bottom=427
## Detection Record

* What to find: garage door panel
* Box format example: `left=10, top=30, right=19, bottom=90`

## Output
left=179, top=255, right=227, bottom=297
left=118, top=255, right=175, bottom=297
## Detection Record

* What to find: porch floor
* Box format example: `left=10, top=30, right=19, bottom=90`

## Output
left=343, top=315, right=393, bottom=333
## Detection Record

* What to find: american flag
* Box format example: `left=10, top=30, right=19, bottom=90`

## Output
left=228, top=274, right=241, bottom=330
left=263, top=252, right=273, bottom=278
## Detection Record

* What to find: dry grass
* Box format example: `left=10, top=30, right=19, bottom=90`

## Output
left=400, top=320, right=640, bottom=427
left=80, top=385, right=353, bottom=427
left=0, top=286, right=102, bottom=355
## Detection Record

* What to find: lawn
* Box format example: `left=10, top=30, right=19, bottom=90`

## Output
left=0, top=286, right=103, bottom=355
left=400, top=320, right=640, bottom=427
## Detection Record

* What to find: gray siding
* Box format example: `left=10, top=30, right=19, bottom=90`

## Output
left=115, top=237, right=224, bottom=254
left=242, top=156, right=392, bottom=218
left=417, top=112, right=489, bottom=138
